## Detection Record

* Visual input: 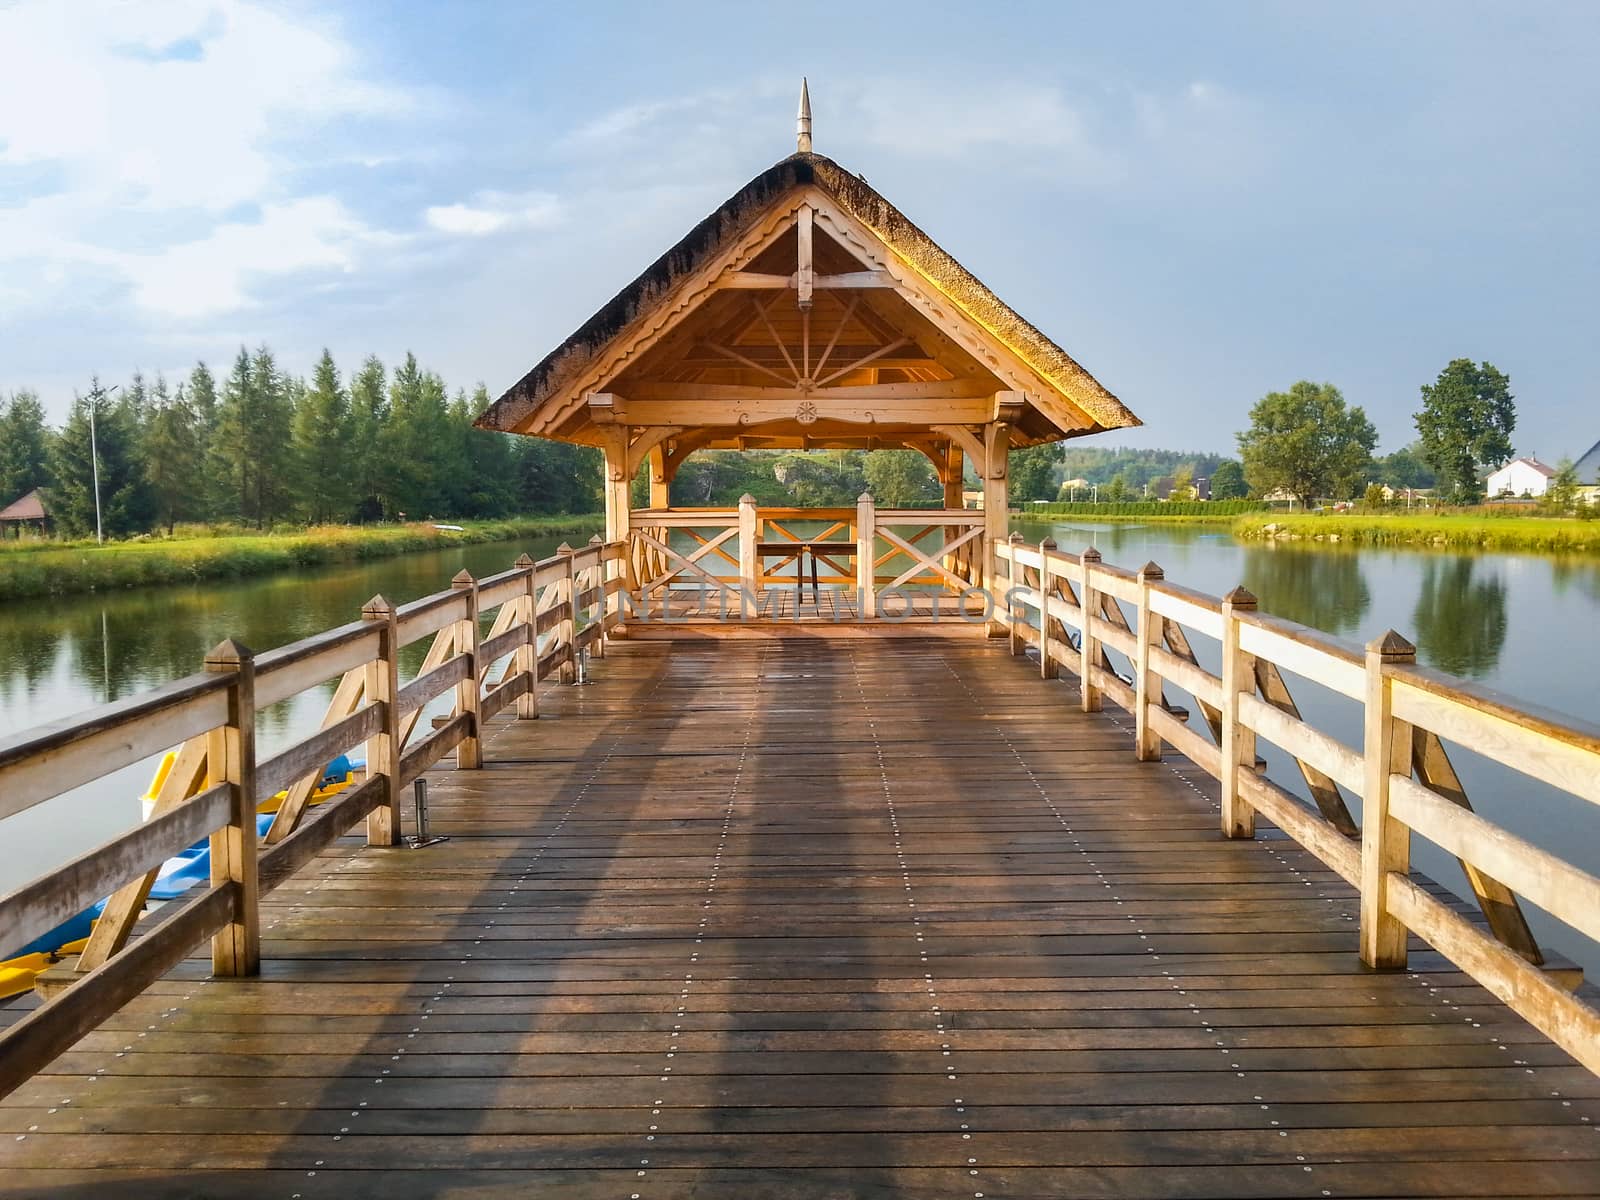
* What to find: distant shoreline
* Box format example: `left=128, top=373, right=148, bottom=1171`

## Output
left=1233, top=512, right=1600, bottom=555
left=0, top=516, right=604, bottom=601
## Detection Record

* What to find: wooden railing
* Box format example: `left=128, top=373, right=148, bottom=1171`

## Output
left=993, top=534, right=1600, bottom=1074
left=626, top=495, right=984, bottom=616
left=0, top=538, right=624, bottom=1097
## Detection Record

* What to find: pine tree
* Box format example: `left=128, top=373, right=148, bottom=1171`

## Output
left=0, top=390, right=51, bottom=502
left=292, top=350, right=354, bottom=523
left=456, top=386, right=516, bottom=517
left=187, top=362, right=220, bottom=519
left=142, top=376, right=203, bottom=532
left=49, top=380, right=150, bottom=538
left=210, top=347, right=296, bottom=527
left=347, top=356, right=389, bottom=521
left=386, top=353, right=457, bottom=518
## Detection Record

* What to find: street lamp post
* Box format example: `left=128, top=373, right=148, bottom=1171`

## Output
left=88, top=382, right=119, bottom=545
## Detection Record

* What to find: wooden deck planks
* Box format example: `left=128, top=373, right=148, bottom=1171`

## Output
left=1, top=636, right=1596, bottom=1198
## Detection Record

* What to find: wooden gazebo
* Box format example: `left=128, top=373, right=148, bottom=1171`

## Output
left=477, top=84, right=1139, bottom=617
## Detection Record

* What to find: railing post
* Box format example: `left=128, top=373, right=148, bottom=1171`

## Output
left=557, top=543, right=577, bottom=683
left=588, top=534, right=607, bottom=658
left=513, top=554, right=540, bottom=719
left=1006, top=533, right=1025, bottom=655
left=856, top=492, right=876, bottom=619
left=1078, top=547, right=1102, bottom=712
left=204, top=637, right=259, bottom=977
left=361, top=594, right=402, bottom=847
left=1219, top=586, right=1257, bottom=839
left=738, top=494, right=759, bottom=612
left=451, top=570, right=482, bottom=769
left=1361, top=630, right=1417, bottom=968
left=1038, top=538, right=1058, bottom=679
left=1135, top=561, right=1165, bottom=761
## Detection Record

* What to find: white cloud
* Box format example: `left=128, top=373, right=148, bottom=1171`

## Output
left=425, top=191, right=563, bottom=237
left=0, top=0, right=409, bottom=319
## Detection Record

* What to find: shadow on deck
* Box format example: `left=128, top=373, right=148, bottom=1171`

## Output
left=2, top=636, right=1597, bottom=1198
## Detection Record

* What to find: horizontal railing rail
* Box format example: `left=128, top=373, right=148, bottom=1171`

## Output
left=0, top=537, right=624, bottom=1098
left=994, top=534, right=1600, bottom=1075
left=626, top=494, right=986, bottom=614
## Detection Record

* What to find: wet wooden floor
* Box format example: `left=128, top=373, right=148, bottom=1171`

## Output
left=2, top=636, right=1597, bottom=1197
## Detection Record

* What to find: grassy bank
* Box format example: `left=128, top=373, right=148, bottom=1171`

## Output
left=1233, top=512, right=1600, bottom=554
left=0, top=516, right=603, bottom=600
left=1016, top=500, right=1265, bottom=523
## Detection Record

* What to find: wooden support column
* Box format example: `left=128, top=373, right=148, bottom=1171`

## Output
left=1219, top=586, right=1257, bottom=839
left=942, top=443, right=964, bottom=509
left=1039, top=538, right=1059, bottom=679
left=942, top=442, right=966, bottom=589
left=557, top=544, right=577, bottom=683
left=1077, top=548, right=1103, bottom=711
left=362, top=595, right=402, bottom=847
left=737, top=494, right=759, bottom=613
left=585, top=534, right=607, bottom=658
left=513, top=554, right=539, bottom=719
left=856, top=492, right=876, bottom=619
left=451, top=570, right=482, bottom=769
left=590, top=393, right=631, bottom=546
left=1006, top=532, right=1025, bottom=655
left=1134, top=561, right=1165, bottom=761
left=648, top=444, right=672, bottom=509
left=1362, top=630, right=1417, bottom=968
left=204, top=637, right=259, bottom=977
left=982, top=420, right=1011, bottom=636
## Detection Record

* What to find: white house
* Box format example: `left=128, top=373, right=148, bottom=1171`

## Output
left=1486, top=457, right=1555, bottom=498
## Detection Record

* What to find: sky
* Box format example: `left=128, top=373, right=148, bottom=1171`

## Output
left=1, top=0, right=1596, bottom=458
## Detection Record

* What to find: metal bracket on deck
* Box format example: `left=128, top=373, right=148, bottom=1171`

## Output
left=406, top=778, right=448, bottom=850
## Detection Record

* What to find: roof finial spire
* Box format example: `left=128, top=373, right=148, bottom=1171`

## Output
left=796, top=77, right=812, bottom=154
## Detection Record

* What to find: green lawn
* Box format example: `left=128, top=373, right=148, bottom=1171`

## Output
left=1233, top=511, right=1600, bottom=554
left=0, top=516, right=604, bottom=600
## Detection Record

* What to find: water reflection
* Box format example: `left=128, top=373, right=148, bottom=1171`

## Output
left=1241, top=544, right=1371, bottom=634
left=1412, top=556, right=1509, bottom=678
left=0, top=534, right=590, bottom=733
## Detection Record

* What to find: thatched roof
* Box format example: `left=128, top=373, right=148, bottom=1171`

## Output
left=0, top=488, right=47, bottom=522
left=476, top=151, right=1138, bottom=445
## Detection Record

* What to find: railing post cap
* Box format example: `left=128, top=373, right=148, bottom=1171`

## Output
left=738, top=493, right=756, bottom=505
left=858, top=491, right=874, bottom=504
left=1040, top=536, right=1057, bottom=551
left=204, top=637, right=253, bottom=668
left=452, top=569, right=476, bottom=587
left=588, top=533, right=604, bottom=544
left=1138, top=560, right=1164, bottom=580
left=513, top=553, right=534, bottom=567
left=362, top=593, right=395, bottom=617
left=1007, top=531, right=1025, bottom=543
left=1081, top=546, right=1102, bottom=562
left=558, top=542, right=574, bottom=554
left=1222, top=585, right=1258, bottom=609
left=1367, top=629, right=1416, bottom=660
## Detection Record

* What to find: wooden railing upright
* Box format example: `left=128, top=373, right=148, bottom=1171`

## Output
left=992, top=537, right=1600, bottom=1076
left=0, top=539, right=626, bottom=1098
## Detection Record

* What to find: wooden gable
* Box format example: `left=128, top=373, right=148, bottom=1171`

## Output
left=476, top=153, right=1139, bottom=457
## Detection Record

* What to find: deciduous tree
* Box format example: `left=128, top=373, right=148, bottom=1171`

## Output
left=1209, top=459, right=1247, bottom=499
left=1414, top=359, right=1515, bottom=503
left=1236, top=381, right=1376, bottom=507
left=863, top=449, right=940, bottom=508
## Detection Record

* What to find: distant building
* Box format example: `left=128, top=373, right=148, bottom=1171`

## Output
left=1149, top=475, right=1209, bottom=501
left=0, top=488, right=50, bottom=537
left=1574, top=438, right=1600, bottom=502
left=1486, top=457, right=1555, bottom=498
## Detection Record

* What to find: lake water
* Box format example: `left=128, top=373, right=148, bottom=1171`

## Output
left=2, top=520, right=1596, bottom=975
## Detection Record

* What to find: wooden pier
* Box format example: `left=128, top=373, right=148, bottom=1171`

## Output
left=4, top=106, right=1600, bottom=1197
left=2, top=544, right=1600, bottom=1195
